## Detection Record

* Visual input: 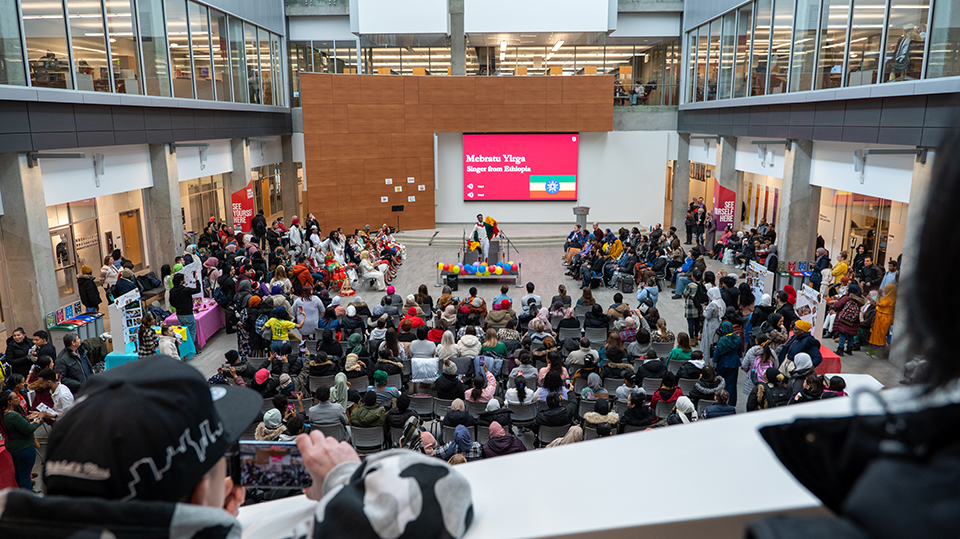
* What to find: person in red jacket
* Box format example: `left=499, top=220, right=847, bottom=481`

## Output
left=401, top=307, right=425, bottom=329
left=649, top=371, right=683, bottom=411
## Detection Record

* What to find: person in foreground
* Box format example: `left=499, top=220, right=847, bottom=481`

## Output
left=0, top=356, right=473, bottom=539
left=747, top=127, right=960, bottom=539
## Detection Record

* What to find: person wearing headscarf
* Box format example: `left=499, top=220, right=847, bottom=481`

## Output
left=344, top=332, right=364, bottom=357
left=667, top=396, right=697, bottom=424
left=580, top=372, right=608, bottom=400
left=545, top=425, right=583, bottom=448
left=435, top=424, right=483, bottom=461
left=699, top=286, right=725, bottom=356
left=867, top=283, right=897, bottom=356
left=783, top=285, right=798, bottom=306
left=318, top=329, right=343, bottom=359
left=533, top=307, right=553, bottom=333
left=328, top=372, right=350, bottom=410
left=784, top=352, right=815, bottom=398
left=440, top=304, right=458, bottom=327
left=556, top=307, right=581, bottom=331
left=481, top=421, right=526, bottom=458
left=255, top=409, right=286, bottom=441
left=344, top=353, right=368, bottom=384
left=713, top=321, right=744, bottom=406
left=751, top=293, right=774, bottom=327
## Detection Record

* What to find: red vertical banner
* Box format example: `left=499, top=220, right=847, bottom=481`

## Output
left=231, top=181, right=254, bottom=232
left=713, top=179, right=736, bottom=232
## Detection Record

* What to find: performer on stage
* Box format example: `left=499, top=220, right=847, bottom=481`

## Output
left=471, top=214, right=500, bottom=264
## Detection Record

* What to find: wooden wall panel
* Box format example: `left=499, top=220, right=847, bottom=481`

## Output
left=301, top=73, right=613, bottom=232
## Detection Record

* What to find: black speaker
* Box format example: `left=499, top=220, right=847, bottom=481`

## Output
left=445, top=274, right=459, bottom=291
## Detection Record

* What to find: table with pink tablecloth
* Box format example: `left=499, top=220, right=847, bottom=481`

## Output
left=164, top=300, right=225, bottom=349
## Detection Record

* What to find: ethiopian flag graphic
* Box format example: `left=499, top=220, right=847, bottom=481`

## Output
left=529, top=175, right=576, bottom=199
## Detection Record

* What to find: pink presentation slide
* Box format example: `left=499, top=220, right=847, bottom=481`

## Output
left=462, top=134, right=579, bottom=201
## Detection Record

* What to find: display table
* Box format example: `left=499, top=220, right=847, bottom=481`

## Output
left=163, top=299, right=225, bottom=349
left=815, top=344, right=842, bottom=375
left=104, top=326, right=197, bottom=369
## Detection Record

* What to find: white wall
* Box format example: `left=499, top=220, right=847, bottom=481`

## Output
left=735, top=137, right=786, bottom=179
left=290, top=16, right=354, bottom=41
left=176, top=139, right=233, bottom=182
left=292, top=133, right=307, bottom=190
left=465, top=0, right=610, bottom=33
left=353, top=0, right=448, bottom=34
left=41, top=144, right=153, bottom=206
left=610, top=12, right=681, bottom=37
left=96, top=190, right=149, bottom=269
left=436, top=131, right=669, bottom=225
left=687, top=137, right=717, bottom=166
left=250, top=138, right=283, bottom=168
left=810, top=142, right=916, bottom=203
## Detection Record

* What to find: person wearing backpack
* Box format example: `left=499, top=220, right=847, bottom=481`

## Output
left=746, top=367, right=791, bottom=411
left=251, top=209, right=268, bottom=249
left=830, top=283, right=865, bottom=356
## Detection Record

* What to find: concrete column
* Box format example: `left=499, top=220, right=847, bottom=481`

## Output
left=226, top=138, right=252, bottom=230
left=280, top=135, right=299, bottom=225
left=716, top=136, right=741, bottom=225
left=144, top=144, right=184, bottom=266
left=0, top=153, right=60, bottom=332
left=778, top=139, right=819, bottom=264
left=449, top=0, right=465, bottom=76
left=671, top=133, right=691, bottom=231
left=889, top=150, right=934, bottom=373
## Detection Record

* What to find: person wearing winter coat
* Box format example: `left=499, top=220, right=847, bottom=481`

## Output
left=700, top=287, right=725, bottom=355
left=712, top=321, right=744, bottom=407
left=532, top=391, right=578, bottom=435
left=481, top=421, right=526, bottom=458
left=772, top=291, right=798, bottom=329
left=746, top=367, right=791, bottom=411
left=788, top=371, right=825, bottom=405
left=701, top=389, right=737, bottom=418
left=583, top=399, right=620, bottom=429
left=777, top=320, right=824, bottom=367
left=688, top=365, right=723, bottom=405
left=436, top=360, right=467, bottom=400
left=635, top=353, right=667, bottom=383
left=741, top=342, right=777, bottom=396
left=5, top=329, right=33, bottom=377
left=77, top=265, right=102, bottom=312
left=441, top=399, right=478, bottom=429
left=784, top=352, right=816, bottom=398
left=809, top=248, right=832, bottom=290
left=830, top=283, right=865, bottom=356
left=157, top=325, right=181, bottom=360
left=649, top=371, right=683, bottom=409
left=351, top=391, right=387, bottom=429
left=477, top=399, right=514, bottom=430
left=618, top=392, right=656, bottom=432
left=456, top=328, right=482, bottom=357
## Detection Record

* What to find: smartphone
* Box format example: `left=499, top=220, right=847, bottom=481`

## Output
left=287, top=404, right=294, bottom=412
left=226, top=441, right=312, bottom=489
left=222, top=363, right=232, bottom=370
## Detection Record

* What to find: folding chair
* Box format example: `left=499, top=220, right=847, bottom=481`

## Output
left=579, top=399, right=596, bottom=418
left=433, top=398, right=454, bottom=421
left=309, top=375, right=337, bottom=394
left=390, top=427, right=404, bottom=447
left=655, top=400, right=673, bottom=419
left=509, top=402, right=537, bottom=429
left=574, top=305, right=590, bottom=317
left=650, top=342, right=675, bottom=357
left=352, top=426, right=386, bottom=454
left=313, top=423, right=346, bottom=442
left=602, top=377, right=622, bottom=394
left=558, top=327, right=582, bottom=343
left=387, top=373, right=403, bottom=391
left=697, top=399, right=717, bottom=417
left=584, top=328, right=608, bottom=349
left=476, top=424, right=491, bottom=445
left=641, top=378, right=662, bottom=400
left=573, top=377, right=588, bottom=394
left=678, top=378, right=697, bottom=396
left=409, top=394, right=435, bottom=422
left=537, top=424, right=571, bottom=447
left=452, top=356, right=473, bottom=375
left=668, top=360, right=683, bottom=374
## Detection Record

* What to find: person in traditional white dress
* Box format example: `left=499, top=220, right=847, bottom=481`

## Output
left=359, top=250, right=387, bottom=291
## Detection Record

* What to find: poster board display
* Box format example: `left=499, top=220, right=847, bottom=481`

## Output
left=745, top=260, right=774, bottom=299
left=109, top=288, right=142, bottom=349
left=796, top=285, right=825, bottom=338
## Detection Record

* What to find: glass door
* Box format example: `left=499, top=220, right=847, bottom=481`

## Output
left=51, top=227, right=77, bottom=300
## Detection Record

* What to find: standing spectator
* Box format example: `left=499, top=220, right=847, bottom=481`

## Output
left=55, top=334, right=92, bottom=394
left=4, top=328, right=32, bottom=377
left=35, top=369, right=74, bottom=417
left=868, top=284, right=897, bottom=357
left=169, top=273, right=201, bottom=351
left=1, top=391, right=46, bottom=489
left=137, top=313, right=158, bottom=358
left=77, top=265, right=101, bottom=313
left=712, top=321, right=743, bottom=406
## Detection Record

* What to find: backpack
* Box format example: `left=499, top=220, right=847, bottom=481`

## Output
left=255, top=314, right=269, bottom=335
left=214, top=286, right=231, bottom=308
left=837, top=298, right=860, bottom=325
left=290, top=274, right=304, bottom=297
left=759, top=383, right=791, bottom=408
left=692, top=282, right=708, bottom=313
left=254, top=218, right=267, bottom=236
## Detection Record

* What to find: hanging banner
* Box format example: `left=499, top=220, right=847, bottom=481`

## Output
left=713, top=178, right=736, bottom=233
left=231, top=181, right=255, bottom=233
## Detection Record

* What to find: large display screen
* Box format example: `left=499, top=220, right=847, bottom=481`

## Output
left=463, top=134, right=579, bottom=201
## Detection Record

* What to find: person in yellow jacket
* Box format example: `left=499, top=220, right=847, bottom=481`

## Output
left=832, top=251, right=849, bottom=282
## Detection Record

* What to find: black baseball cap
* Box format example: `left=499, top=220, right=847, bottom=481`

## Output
left=43, top=356, right=261, bottom=502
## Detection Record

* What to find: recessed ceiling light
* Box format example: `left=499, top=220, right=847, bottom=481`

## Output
left=500, top=40, right=507, bottom=51
left=552, top=40, right=564, bottom=52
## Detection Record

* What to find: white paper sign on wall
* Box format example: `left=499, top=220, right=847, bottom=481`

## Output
left=380, top=196, right=388, bottom=203
left=408, top=196, right=416, bottom=202
left=418, top=185, right=426, bottom=191
left=407, top=177, right=415, bottom=183
left=385, top=178, right=393, bottom=185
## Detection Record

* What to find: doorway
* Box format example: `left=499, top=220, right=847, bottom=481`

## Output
left=119, top=210, right=145, bottom=270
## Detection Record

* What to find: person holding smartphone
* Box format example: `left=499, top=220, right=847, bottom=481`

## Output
left=0, top=357, right=474, bottom=538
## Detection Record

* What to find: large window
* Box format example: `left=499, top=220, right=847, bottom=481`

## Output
left=733, top=3, right=753, bottom=97
left=166, top=0, right=192, bottom=98
left=210, top=10, right=231, bottom=101
left=789, top=0, right=820, bottom=92
left=847, top=0, right=886, bottom=87
left=229, top=16, right=247, bottom=103
left=751, top=0, right=773, bottom=96
left=881, top=0, right=929, bottom=83
left=270, top=32, right=283, bottom=106
left=23, top=0, right=72, bottom=89
left=0, top=0, right=25, bottom=86
left=244, top=23, right=260, bottom=103
left=106, top=0, right=141, bottom=94
left=705, top=20, right=721, bottom=100
left=686, top=30, right=698, bottom=102
left=259, top=29, right=272, bottom=104
left=188, top=1, right=212, bottom=99
left=68, top=0, right=110, bottom=92
left=816, top=0, right=851, bottom=90
left=718, top=12, right=735, bottom=99
left=768, top=0, right=793, bottom=94
left=928, top=0, right=960, bottom=78
left=138, top=0, right=171, bottom=96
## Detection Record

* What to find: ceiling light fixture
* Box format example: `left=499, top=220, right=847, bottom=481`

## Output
left=499, top=52, right=505, bottom=62
left=500, top=40, right=507, bottom=51
left=552, top=40, right=564, bottom=52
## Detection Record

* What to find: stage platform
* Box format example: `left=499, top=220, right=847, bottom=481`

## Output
left=393, top=222, right=647, bottom=248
